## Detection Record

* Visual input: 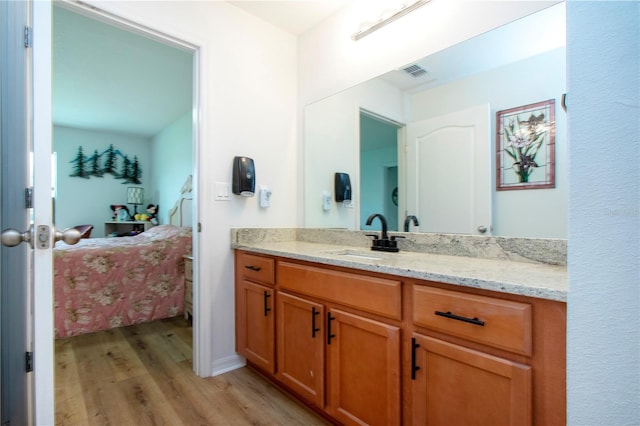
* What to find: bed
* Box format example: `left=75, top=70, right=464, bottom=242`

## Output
left=53, top=177, right=194, bottom=338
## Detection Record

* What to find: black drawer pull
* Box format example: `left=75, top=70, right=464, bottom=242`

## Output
left=327, top=312, right=336, bottom=344
left=263, top=291, right=271, bottom=316
left=411, top=337, right=421, bottom=380
left=245, top=265, right=261, bottom=272
left=435, top=310, right=485, bottom=326
left=311, top=307, right=320, bottom=338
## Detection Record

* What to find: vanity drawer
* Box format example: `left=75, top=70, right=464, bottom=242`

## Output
left=236, top=251, right=275, bottom=285
left=413, top=286, right=532, bottom=356
left=277, top=261, right=401, bottom=320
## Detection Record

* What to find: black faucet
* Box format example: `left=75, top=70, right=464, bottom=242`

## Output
left=366, top=213, right=388, bottom=240
left=365, top=213, right=403, bottom=252
left=404, top=215, right=420, bottom=232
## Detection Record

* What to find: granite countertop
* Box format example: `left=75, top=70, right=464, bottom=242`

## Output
left=231, top=233, right=567, bottom=302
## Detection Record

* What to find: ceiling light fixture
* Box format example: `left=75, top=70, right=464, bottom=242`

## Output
left=352, top=0, right=431, bottom=41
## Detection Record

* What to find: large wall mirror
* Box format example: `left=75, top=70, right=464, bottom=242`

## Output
left=304, top=3, right=566, bottom=239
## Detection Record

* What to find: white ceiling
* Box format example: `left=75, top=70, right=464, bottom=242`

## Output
left=53, top=5, right=193, bottom=137
left=228, top=0, right=351, bottom=35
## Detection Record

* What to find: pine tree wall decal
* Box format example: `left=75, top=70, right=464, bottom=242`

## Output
left=89, top=149, right=103, bottom=177
left=69, top=144, right=143, bottom=182
left=128, top=156, right=142, bottom=184
left=102, top=144, right=118, bottom=175
left=69, top=146, right=89, bottom=178
left=120, top=155, right=131, bottom=181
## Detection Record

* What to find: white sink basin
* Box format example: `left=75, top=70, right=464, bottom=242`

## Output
left=326, top=249, right=383, bottom=261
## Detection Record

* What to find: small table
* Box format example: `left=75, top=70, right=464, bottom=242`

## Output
left=104, top=221, right=155, bottom=237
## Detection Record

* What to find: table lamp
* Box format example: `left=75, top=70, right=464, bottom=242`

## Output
left=127, top=187, right=144, bottom=216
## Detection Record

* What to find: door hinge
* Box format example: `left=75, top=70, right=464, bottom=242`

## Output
left=24, top=187, right=33, bottom=209
left=25, top=351, right=33, bottom=373
left=24, top=26, right=32, bottom=48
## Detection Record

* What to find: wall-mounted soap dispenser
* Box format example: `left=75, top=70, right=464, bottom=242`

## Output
left=334, top=172, right=352, bottom=203
left=232, top=156, right=255, bottom=197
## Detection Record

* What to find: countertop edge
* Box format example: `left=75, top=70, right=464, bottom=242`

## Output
left=232, top=242, right=567, bottom=303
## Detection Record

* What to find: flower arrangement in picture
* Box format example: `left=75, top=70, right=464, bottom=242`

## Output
left=503, top=113, right=546, bottom=183
left=496, top=99, right=556, bottom=191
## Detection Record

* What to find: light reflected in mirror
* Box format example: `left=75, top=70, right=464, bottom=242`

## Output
left=304, top=3, right=567, bottom=238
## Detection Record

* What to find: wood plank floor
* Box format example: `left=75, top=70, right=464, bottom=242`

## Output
left=55, top=317, right=330, bottom=425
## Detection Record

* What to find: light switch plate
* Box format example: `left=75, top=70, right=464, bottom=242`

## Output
left=322, top=191, right=332, bottom=211
left=259, top=185, right=272, bottom=208
left=214, top=182, right=230, bottom=201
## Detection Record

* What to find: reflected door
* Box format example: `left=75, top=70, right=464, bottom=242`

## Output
left=406, top=104, right=491, bottom=235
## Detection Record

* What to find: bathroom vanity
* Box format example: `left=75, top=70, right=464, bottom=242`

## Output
left=233, top=228, right=566, bottom=426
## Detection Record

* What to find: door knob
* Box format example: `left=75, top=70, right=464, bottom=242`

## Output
left=1, top=225, right=33, bottom=248
left=1, top=225, right=81, bottom=249
left=54, top=227, right=81, bottom=245
left=477, top=225, right=487, bottom=234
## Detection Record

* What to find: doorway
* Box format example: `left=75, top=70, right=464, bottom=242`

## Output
left=359, top=111, right=403, bottom=231
left=51, top=1, right=200, bottom=419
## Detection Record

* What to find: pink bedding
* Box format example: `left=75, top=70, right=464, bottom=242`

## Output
left=53, top=225, right=192, bottom=338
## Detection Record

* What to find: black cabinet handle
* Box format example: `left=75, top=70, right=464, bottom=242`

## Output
left=263, top=291, right=271, bottom=316
left=411, top=337, right=421, bottom=380
left=327, top=312, right=336, bottom=345
left=311, top=307, right=320, bottom=338
left=435, top=310, right=485, bottom=326
left=245, top=265, right=261, bottom=272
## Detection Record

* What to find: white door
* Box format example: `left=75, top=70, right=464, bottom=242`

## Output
left=1, top=1, right=32, bottom=423
left=405, top=104, right=491, bottom=235
left=1, top=1, right=56, bottom=424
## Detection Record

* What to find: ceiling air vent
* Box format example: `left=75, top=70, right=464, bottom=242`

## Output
left=402, top=64, right=427, bottom=78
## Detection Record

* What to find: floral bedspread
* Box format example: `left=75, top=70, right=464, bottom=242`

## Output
left=53, top=225, right=192, bottom=338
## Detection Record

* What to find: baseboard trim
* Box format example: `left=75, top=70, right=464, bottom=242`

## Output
left=210, top=353, right=245, bottom=376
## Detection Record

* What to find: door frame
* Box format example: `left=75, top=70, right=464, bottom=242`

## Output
left=54, top=0, right=202, bottom=368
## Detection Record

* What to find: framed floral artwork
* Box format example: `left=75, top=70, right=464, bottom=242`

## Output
left=496, top=99, right=555, bottom=190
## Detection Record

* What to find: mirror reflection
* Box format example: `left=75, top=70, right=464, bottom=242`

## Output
left=304, top=3, right=567, bottom=238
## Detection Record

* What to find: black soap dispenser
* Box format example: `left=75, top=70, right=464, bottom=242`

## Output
left=334, top=172, right=352, bottom=203
left=232, top=156, right=256, bottom=197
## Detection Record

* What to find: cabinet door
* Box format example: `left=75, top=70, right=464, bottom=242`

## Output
left=276, top=292, right=325, bottom=407
left=235, top=280, right=275, bottom=373
left=411, top=334, right=531, bottom=426
left=327, top=309, right=401, bottom=426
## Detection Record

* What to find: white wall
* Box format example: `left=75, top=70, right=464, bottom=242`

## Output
left=88, top=0, right=298, bottom=376
left=53, top=125, right=151, bottom=237
left=566, top=1, right=639, bottom=424
left=408, top=48, right=567, bottom=238
left=150, top=112, right=193, bottom=225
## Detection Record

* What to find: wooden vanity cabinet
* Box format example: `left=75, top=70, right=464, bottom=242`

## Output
left=234, top=250, right=566, bottom=426
left=411, top=334, right=532, bottom=425
left=235, top=252, right=276, bottom=374
left=275, top=292, right=325, bottom=407
left=326, top=308, right=401, bottom=426
left=276, top=261, right=402, bottom=426
left=409, top=283, right=565, bottom=426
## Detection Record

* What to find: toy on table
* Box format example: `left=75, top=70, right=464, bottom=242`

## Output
left=110, top=205, right=131, bottom=221
left=134, top=204, right=159, bottom=225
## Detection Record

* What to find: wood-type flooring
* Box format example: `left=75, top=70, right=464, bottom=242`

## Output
left=55, top=316, right=329, bottom=425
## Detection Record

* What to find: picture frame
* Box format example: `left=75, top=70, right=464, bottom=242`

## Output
left=496, top=99, right=555, bottom=191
